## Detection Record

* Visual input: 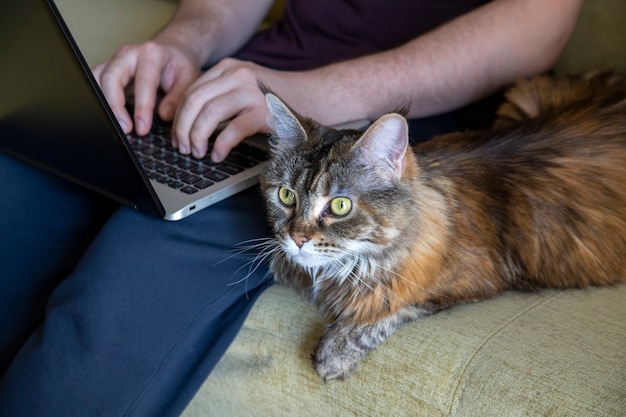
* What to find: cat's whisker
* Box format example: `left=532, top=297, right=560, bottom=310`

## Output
left=231, top=237, right=277, bottom=255
left=323, top=256, right=382, bottom=309
left=338, top=246, right=451, bottom=301
left=344, top=265, right=389, bottom=307
left=215, top=237, right=276, bottom=267
left=327, top=252, right=409, bottom=311
left=226, top=239, right=280, bottom=287
left=335, top=247, right=444, bottom=306
left=228, top=250, right=275, bottom=286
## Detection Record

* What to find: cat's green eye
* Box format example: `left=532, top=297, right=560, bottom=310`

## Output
left=329, top=197, right=352, bottom=217
left=278, top=186, right=296, bottom=207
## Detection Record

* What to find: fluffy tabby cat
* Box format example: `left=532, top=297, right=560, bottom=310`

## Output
left=259, top=70, right=626, bottom=381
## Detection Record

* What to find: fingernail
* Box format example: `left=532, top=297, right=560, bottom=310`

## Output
left=179, top=143, right=189, bottom=154
left=136, top=119, right=146, bottom=133
left=119, top=119, right=128, bottom=132
left=162, top=103, right=175, bottom=119
left=211, top=151, right=221, bottom=162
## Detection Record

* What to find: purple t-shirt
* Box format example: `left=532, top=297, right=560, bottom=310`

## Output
left=235, top=0, right=490, bottom=70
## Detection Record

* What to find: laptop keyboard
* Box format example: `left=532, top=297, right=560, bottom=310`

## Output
left=127, top=121, right=269, bottom=195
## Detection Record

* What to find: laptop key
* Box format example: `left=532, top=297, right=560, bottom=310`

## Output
left=205, top=170, right=229, bottom=182
left=180, top=186, right=199, bottom=195
left=155, top=164, right=174, bottom=175
left=217, top=162, right=244, bottom=175
left=190, top=165, right=213, bottom=175
left=233, top=143, right=269, bottom=161
left=143, top=147, right=169, bottom=158
left=164, top=178, right=185, bottom=189
left=181, top=174, right=202, bottom=185
left=142, top=160, right=160, bottom=170
left=168, top=169, right=187, bottom=180
left=165, top=153, right=188, bottom=165
left=195, top=179, right=215, bottom=189
left=225, top=153, right=258, bottom=168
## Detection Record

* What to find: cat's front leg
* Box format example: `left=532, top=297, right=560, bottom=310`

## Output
left=313, top=305, right=430, bottom=381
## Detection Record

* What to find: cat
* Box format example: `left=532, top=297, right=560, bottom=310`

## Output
left=258, top=69, right=626, bottom=381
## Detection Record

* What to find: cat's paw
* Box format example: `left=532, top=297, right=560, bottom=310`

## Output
left=312, top=343, right=361, bottom=381
left=310, top=309, right=419, bottom=381
left=311, top=323, right=370, bottom=381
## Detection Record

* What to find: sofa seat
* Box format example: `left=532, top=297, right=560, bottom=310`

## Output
left=181, top=284, right=625, bottom=416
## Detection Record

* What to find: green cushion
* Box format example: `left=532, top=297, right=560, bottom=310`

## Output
left=555, top=0, right=626, bottom=73
left=183, top=284, right=625, bottom=416
left=57, top=0, right=178, bottom=66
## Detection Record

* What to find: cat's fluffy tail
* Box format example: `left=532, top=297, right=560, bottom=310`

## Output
left=494, top=69, right=626, bottom=127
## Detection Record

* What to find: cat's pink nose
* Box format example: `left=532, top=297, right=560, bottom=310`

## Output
left=292, top=234, right=309, bottom=248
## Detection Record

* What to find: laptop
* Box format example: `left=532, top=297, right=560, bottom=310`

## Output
left=0, top=0, right=270, bottom=221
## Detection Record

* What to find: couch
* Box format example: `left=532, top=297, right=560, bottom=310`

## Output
left=56, top=0, right=626, bottom=415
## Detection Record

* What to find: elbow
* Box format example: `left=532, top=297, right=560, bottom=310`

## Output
left=530, top=0, right=584, bottom=74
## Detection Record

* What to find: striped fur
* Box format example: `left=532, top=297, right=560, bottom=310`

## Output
left=260, top=70, right=626, bottom=381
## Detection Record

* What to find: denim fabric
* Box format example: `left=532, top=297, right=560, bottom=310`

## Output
left=0, top=153, right=272, bottom=417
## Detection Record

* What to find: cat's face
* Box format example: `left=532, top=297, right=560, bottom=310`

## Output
left=264, top=141, right=387, bottom=269
left=261, top=94, right=412, bottom=271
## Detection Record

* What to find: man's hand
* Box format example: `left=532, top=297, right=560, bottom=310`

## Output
left=173, top=58, right=283, bottom=161
left=94, top=47, right=281, bottom=162
left=92, top=41, right=201, bottom=136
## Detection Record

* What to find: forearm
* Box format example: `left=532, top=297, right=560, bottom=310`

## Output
left=282, top=0, right=583, bottom=124
left=153, top=0, right=275, bottom=66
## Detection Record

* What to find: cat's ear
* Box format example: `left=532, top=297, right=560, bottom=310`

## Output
left=265, top=93, right=307, bottom=147
left=352, top=113, right=409, bottom=183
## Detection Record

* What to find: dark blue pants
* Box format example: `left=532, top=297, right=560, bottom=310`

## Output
left=0, top=152, right=272, bottom=416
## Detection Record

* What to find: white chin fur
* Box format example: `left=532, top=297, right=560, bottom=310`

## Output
left=293, top=253, right=331, bottom=268
left=283, top=241, right=332, bottom=268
